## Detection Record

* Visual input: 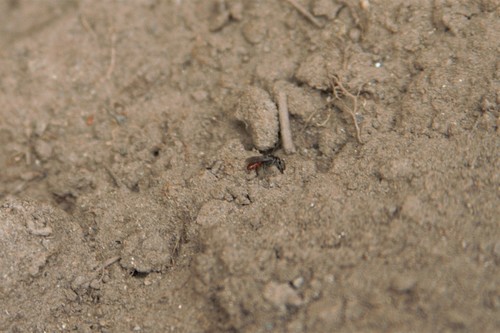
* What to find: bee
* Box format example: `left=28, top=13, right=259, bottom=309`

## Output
left=246, top=155, right=285, bottom=174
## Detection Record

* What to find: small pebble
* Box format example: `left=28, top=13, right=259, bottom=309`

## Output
left=34, top=139, right=53, bottom=161
left=292, top=276, right=304, bottom=289
left=90, top=279, right=101, bottom=290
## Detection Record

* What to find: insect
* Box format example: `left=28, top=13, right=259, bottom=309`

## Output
left=246, top=155, right=285, bottom=174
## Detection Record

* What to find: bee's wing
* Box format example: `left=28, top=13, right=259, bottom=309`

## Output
left=245, top=156, right=268, bottom=164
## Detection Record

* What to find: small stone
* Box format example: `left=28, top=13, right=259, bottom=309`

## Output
left=34, top=139, right=53, bottom=161
left=292, top=276, right=304, bottom=289
left=90, top=279, right=101, bottom=290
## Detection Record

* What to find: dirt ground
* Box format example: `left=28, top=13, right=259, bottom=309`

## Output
left=0, top=0, right=499, bottom=332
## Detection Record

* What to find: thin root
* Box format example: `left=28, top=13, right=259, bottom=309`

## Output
left=301, top=108, right=322, bottom=132
left=331, top=75, right=363, bottom=144
left=316, top=113, right=331, bottom=127
left=105, top=31, right=116, bottom=80
left=285, top=0, right=323, bottom=28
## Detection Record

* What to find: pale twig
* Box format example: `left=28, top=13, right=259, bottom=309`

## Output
left=331, top=76, right=363, bottom=144
left=104, top=165, right=120, bottom=188
left=285, top=0, right=323, bottom=28
left=301, top=108, right=321, bottom=132
left=97, top=256, right=121, bottom=273
left=105, top=30, right=116, bottom=80
left=278, top=91, right=296, bottom=154
left=316, top=113, right=331, bottom=127
left=81, top=256, right=121, bottom=286
left=79, top=14, right=98, bottom=40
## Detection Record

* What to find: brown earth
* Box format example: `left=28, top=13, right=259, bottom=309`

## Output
left=0, top=0, right=499, bottom=332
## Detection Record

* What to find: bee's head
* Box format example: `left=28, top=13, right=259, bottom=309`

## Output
left=274, top=157, right=285, bottom=174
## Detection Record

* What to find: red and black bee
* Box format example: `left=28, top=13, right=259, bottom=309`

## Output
left=246, top=155, right=285, bottom=174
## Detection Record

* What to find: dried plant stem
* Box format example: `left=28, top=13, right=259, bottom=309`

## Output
left=285, top=0, right=323, bottom=28
left=331, top=76, right=363, bottom=144
left=278, top=91, right=296, bottom=154
left=105, top=31, right=116, bottom=80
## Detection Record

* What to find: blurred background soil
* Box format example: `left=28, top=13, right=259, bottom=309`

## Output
left=0, top=0, right=499, bottom=332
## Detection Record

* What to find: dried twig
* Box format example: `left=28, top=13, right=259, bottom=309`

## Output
left=285, top=0, right=323, bottom=28
left=278, top=91, right=296, bottom=154
left=105, top=30, right=116, bottom=80
left=301, top=108, right=322, bottom=132
left=316, top=113, right=331, bottom=127
left=104, top=165, right=120, bottom=188
left=79, top=14, right=98, bottom=40
left=95, top=256, right=121, bottom=282
left=98, top=256, right=121, bottom=272
left=331, top=76, right=363, bottom=144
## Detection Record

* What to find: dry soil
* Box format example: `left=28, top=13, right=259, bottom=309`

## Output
left=0, top=1, right=499, bottom=332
